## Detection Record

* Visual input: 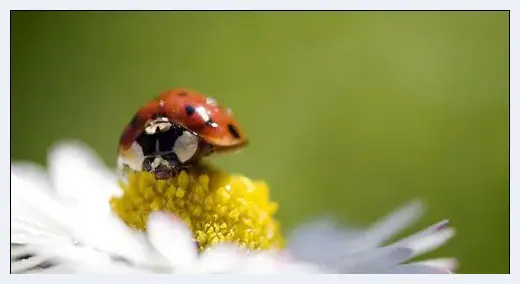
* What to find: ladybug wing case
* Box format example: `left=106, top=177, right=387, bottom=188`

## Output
left=158, top=89, right=248, bottom=152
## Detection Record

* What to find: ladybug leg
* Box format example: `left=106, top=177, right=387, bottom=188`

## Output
left=154, top=169, right=178, bottom=180
left=142, top=157, right=155, bottom=172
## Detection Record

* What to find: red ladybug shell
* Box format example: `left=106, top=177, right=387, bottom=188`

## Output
left=118, top=88, right=248, bottom=154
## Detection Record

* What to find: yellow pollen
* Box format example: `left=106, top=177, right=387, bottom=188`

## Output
left=110, top=165, right=284, bottom=251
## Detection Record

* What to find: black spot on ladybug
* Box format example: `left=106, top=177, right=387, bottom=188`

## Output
left=227, top=124, right=241, bottom=139
left=178, top=91, right=188, bottom=96
left=185, top=105, right=196, bottom=116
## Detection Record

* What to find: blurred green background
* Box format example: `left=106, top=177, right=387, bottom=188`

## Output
left=11, top=11, right=509, bottom=273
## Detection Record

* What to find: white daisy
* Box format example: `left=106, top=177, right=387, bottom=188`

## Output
left=11, top=141, right=457, bottom=274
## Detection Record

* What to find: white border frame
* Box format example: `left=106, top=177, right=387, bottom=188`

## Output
left=2, top=0, right=516, bottom=282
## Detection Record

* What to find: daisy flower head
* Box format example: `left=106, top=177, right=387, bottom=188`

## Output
left=111, top=164, right=283, bottom=251
left=11, top=141, right=457, bottom=274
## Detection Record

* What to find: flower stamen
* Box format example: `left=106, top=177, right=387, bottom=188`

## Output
left=110, top=165, right=284, bottom=251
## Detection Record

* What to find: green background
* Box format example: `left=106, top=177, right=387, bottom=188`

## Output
left=11, top=11, right=509, bottom=273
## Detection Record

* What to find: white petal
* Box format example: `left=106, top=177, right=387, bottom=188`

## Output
left=336, top=247, right=413, bottom=273
left=359, top=200, right=424, bottom=249
left=25, top=231, right=165, bottom=275
left=238, top=252, right=321, bottom=274
left=11, top=254, right=51, bottom=274
left=66, top=210, right=162, bottom=267
left=11, top=171, right=73, bottom=243
left=390, top=220, right=455, bottom=257
left=11, top=219, right=70, bottom=245
left=412, top=258, right=458, bottom=271
left=379, top=263, right=453, bottom=274
left=32, top=264, right=76, bottom=274
left=287, top=200, right=424, bottom=266
left=146, top=212, right=197, bottom=268
left=11, top=244, right=34, bottom=259
left=12, top=214, right=160, bottom=274
left=189, top=243, right=245, bottom=273
left=408, top=228, right=455, bottom=258
left=286, top=218, right=355, bottom=265
left=47, top=140, right=122, bottom=209
left=11, top=162, right=52, bottom=193
left=35, top=243, right=139, bottom=274
left=239, top=254, right=288, bottom=273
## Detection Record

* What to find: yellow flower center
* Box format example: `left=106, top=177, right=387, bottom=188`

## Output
left=110, top=165, right=284, bottom=251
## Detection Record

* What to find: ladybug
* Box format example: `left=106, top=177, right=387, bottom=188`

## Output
left=117, top=88, right=248, bottom=180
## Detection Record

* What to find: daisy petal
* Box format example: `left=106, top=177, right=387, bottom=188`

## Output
left=286, top=218, right=355, bottom=265
left=360, top=200, right=424, bottom=249
left=67, top=210, right=162, bottom=267
left=380, top=263, right=453, bottom=274
left=11, top=254, right=53, bottom=274
left=11, top=244, right=34, bottom=260
left=412, top=258, right=458, bottom=271
left=238, top=253, right=288, bottom=273
left=241, top=251, right=322, bottom=274
left=191, top=243, right=245, bottom=273
left=337, top=247, right=413, bottom=273
left=11, top=217, right=69, bottom=245
left=47, top=140, right=122, bottom=209
left=11, top=171, right=73, bottom=242
left=31, top=237, right=159, bottom=274
left=146, top=212, right=197, bottom=268
left=34, top=264, right=76, bottom=274
left=390, top=220, right=455, bottom=257
left=286, top=201, right=425, bottom=267
left=11, top=162, right=52, bottom=193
